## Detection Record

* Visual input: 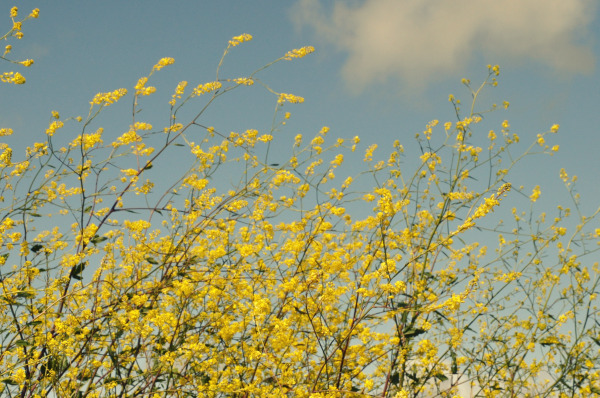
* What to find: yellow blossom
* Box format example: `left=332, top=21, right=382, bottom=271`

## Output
left=90, top=88, right=127, bottom=105
left=530, top=185, right=541, bottom=202
left=153, top=57, right=175, bottom=71
left=46, top=120, right=64, bottom=137
left=169, top=81, right=188, bottom=106
left=192, top=81, right=222, bottom=96
left=229, top=33, right=252, bottom=47
left=277, top=93, right=304, bottom=104
left=284, top=46, right=315, bottom=60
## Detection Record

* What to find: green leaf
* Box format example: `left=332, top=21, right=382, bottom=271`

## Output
left=406, top=372, right=419, bottom=382
left=91, top=235, right=108, bottom=245
left=15, top=339, right=30, bottom=347
left=30, top=244, right=44, bottom=253
left=70, top=262, right=86, bottom=280
left=404, top=327, right=426, bottom=339
left=146, top=257, right=158, bottom=264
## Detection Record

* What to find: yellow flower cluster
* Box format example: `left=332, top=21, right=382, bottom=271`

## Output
left=277, top=93, right=304, bottom=104
left=454, top=183, right=511, bottom=234
left=112, top=129, right=142, bottom=148
left=134, top=77, right=156, bottom=96
left=0, top=71, right=25, bottom=84
left=284, top=46, right=315, bottom=60
left=0, top=147, right=12, bottom=166
left=45, top=120, right=64, bottom=136
left=228, top=33, right=252, bottom=47
left=69, top=128, right=104, bottom=151
left=152, top=57, right=174, bottom=71
left=90, top=88, right=127, bottom=105
left=192, top=81, right=222, bottom=96
left=169, top=81, right=187, bottom=106
left=233, top=77, right=254, bottom=86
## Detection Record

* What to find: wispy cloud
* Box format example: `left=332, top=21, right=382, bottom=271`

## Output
left=291, top=0, right=597, bottom=93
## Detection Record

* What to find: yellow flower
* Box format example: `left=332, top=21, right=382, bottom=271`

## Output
left=29, top=8, right=40, bottom=18
left=229, top=33, right=252, bottom=47
left=192, top=81, right=222, bottom=96
left=112, top=130, right=141, bottom=148
left=233, top=77, right=254, bottom=86
left=537, top=134, right=545, bottom=146
left=10, top=7, right=17, bottom=18
left=45, top=120, right=64, bottom=136
left=133, top=122, right=153, bottom=131
left=90, top=88, right=127, bottom=105
left=12, top=72, right=25, bottom=84
left=1, top=72, right=26, bottom=84
left=154, top=57, right=175, bottom=70
left=0, top=148, right=12, bottom=166
left=284, top=46, right=315, bottom=60
left=135, top=76, right=156, bottom=96
left=530, top=185, right=541, bottom=202
left=169, top=81, right=188, bottom=106
left=364, top=144, right=377, bottom=162
left=277, top=93, right=304, bottom=104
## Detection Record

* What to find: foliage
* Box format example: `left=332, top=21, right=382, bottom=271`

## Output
left=1, top=6, right=600, bottom=398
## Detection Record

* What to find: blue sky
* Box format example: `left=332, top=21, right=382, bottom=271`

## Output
left=2, top=0, right=600, bottom=217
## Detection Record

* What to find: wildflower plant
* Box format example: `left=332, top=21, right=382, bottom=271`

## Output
left=0, top=6, right=38, bottom=85
left=1, top=6, right=600, bottom=398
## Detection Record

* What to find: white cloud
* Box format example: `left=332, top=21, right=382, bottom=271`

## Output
left=291, top=0, right=597, bottom=93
